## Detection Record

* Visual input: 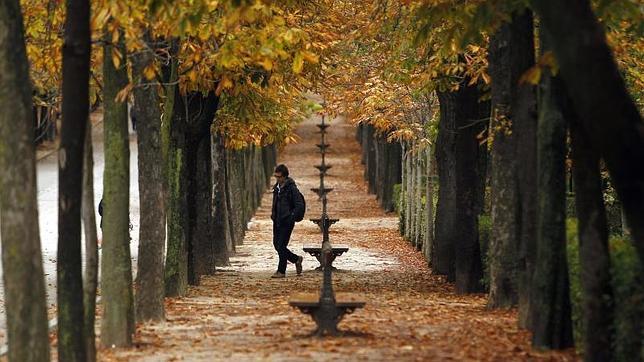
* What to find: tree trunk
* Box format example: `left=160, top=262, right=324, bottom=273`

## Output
left=487, top=9, right=535, bottom=309
left=411, top=145, right=419, bottom=247
left=375, top=135, right=385, bottom=203
left=82, top=124, right=99, bottom=362
left=423, top=146, right=434, bottom=264
left=434, top=91, right=457, bottom=278
left=225, top=149, right=238, bottom=246
left=453, top=83, right=486, bottom=294
left=400, top=142, right=407, bottom=235
left=0, top=1, right=50, bottom=359
left=435, top=84, right=486, bottom=291
left=366, top=126, right=377, bottom=194
left=222, top=147, right=236, bottom=255
left=530, top=37, right=574, bottom=349
left=100, top=29, right=134, bottom=347
left=185, top=92, right=219, bottom=285
left=57, top=0, right=90, bottom=358
left=415, top=147, right=423, bottom=249
left=532, top=0, right=644, bottom=265
left=514, top=12, right=538, bottom=328
left=165, top=89, right=189, bottom=297
left=405, top=144, right=413, bottom=242
left=227, top=149, right=245, bottom=246
left=213, top=133, right=231, bottom=265
left=361, top=124, right=369, bottom=168
left=383, top=140, right=402, bottom=212
left=132, top=37, right=166, bottom=322
left=571, top=115, right=614, bottom=361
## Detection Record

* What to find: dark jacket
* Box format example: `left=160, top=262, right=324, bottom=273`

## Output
left=271, top=177, right=304, bottom=224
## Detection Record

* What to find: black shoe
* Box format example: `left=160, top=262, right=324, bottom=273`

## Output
left=295, top=256, right=303, bottom=275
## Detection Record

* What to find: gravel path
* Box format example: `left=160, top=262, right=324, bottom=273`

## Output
left=100, top=114, right=578, bottom=361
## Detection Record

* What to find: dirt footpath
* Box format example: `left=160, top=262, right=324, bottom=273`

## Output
left=101, top=114, right=578, bottom=361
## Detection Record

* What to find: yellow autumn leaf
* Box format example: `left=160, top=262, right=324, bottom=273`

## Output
left=111, top=48, right=121, bottom=68
left=188, top=70, right=198, bottom=83
left=301, top=50, right=318, bottom=64
left=519, top=66, right=541, bottom=85
left=215, top=76, right=234, bottom=96
left=292, top=52, right=304, bottom=74
left=260, top=58, right=273, bottom=71
left=143, top=64, right=156, bottom=80
left=111, top=28, right=119, bottom=44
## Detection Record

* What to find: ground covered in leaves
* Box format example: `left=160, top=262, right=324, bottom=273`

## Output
left=101, top=114, right=578, bottom=361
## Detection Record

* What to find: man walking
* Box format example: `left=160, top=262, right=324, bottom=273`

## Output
left=271, top=164, right=304, bottom=278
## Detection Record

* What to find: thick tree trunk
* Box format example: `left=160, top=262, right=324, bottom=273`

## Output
left=57, top=0, right=90, bottom=358
left=453, top=83, right=486, bottom=294
left=532, top=0, right=644, bottom=265
left=185, top=92, right=219, bottom=285
left=487, top=9, right=535, bottom=309
left=571, top=118, right=614, bottom=361
left=434, top=91, right=457, bottom=278
left=0, top=1, right=50, bottom=359
left=100, top=30, right=134, bottom=347
left=82, top=124, right=99, bottom=362
left=132, top=38, right=166, bottom=322
left=165, top=89, right=189, bottom=297
left=530, top=38, right=574, bottom=349
left=383, top=140, right=402, bottom=212
left=435, top=84, right=486, bottom=291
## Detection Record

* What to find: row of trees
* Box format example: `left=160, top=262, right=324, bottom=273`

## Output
left=1, top=0, right=640, bottom=360
left=346, top=0, right=642, bottom=360
left=0, top=0, right=326, bottom=360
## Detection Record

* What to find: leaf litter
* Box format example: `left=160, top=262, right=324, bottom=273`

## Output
left=100, top=114, right=579, bottom=361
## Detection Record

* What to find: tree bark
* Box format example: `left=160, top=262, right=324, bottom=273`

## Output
left=82, top=124, right=99, bottom=362
left=435, top=84, right=486, bottom=291
left=0, top=1, right=50, bottom=359
left=571, top=114, right=614, bottom=361
left=414, top=146, right=423, bottom=249
left=132, top=36, right=166, bottom=322
left=185, top=92, right=219, bottom=285
left=366, top=126, right=377, bottom=194
left=453, top=83, right=487, bottom=294
left=100, top=29, right=134, bottom=347
left=487, top=9, right=535, bottom=309
left=530, top=37, right=574, bottom=349
left=434, top=91, right=457, bottom=278
left=375, top=135, right=385, bottom=204
left=405, top=144, right=413, bottom=242
left=423, top=145, right=435, bottom=264
left=383, top=140, right=402, bottom=212
left=57, top=0, right=90, bottom=358
left=400, top=142, right=407, bottom=235
left=213, top=133, right=231, bottom=265
left=532, top=0, right=644, bottom=265
left=165, top=89, right=189, bottom=297
left=227, top=149, right=245, bottom=245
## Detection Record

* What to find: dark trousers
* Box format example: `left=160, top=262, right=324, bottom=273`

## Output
left=273, top=220, right=298, bottom=273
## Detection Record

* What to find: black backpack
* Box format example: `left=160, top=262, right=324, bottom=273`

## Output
left=292, top=188, right=306, bottom=222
